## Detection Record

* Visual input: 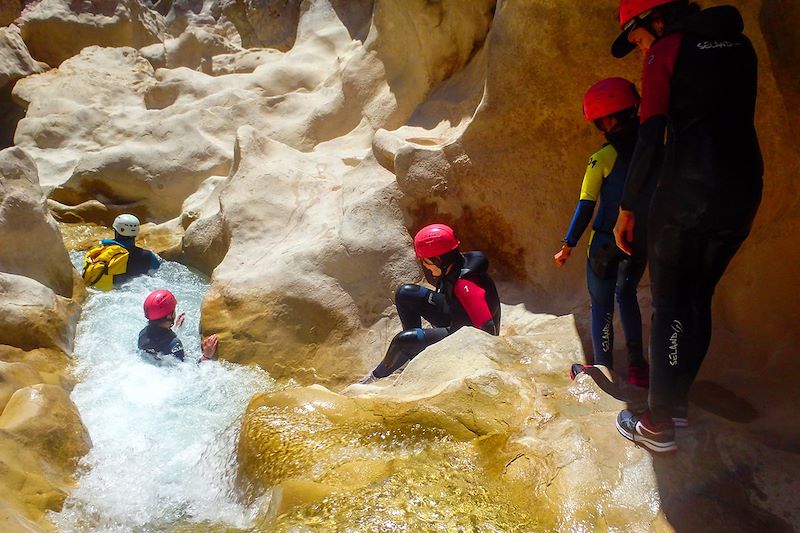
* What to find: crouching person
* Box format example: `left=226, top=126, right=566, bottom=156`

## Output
left=359, top=224, right=501, bottom=383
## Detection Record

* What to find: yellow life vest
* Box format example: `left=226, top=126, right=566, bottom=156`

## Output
left=82, top=243, right=130, bottom=291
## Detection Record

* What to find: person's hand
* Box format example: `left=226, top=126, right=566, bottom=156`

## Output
left=175, top=312, right=186, bottom=328
left=554, top=244, right=572, bottom=267
left=201, top=334, right=218, bottom=361
left=614, top=209, right=636, bottom=256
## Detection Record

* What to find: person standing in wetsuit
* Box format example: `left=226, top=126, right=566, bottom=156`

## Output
left=138, top=289, right=218, bottom=363
left=555, top=78, right=652, bottom=388
left=358, top=224, right=501, bottom=384
left=609, top=0, right=763, bottom=453
left=106, top=214, right=162, bottom=286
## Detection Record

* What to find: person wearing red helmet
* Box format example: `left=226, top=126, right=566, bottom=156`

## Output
left=358, top=224, right=501, bottom=383
left=554, top=78, right=652, bottom=388
left=138, top=289, right=218, bottom=363
left=609, top=0, right=763, bottom=453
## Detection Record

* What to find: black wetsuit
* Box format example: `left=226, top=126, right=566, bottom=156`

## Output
left=564, top=126, right=651, bottom=368
left=622, top=6, right=763, bottom=422
left=372, top=252, right=501, bottom=378
left=138, top=323, right=185, bottom=362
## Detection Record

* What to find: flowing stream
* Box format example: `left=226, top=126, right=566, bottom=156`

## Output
left=52, top=256, right=275, bottom=532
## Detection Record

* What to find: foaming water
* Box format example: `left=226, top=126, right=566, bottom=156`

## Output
left=52, top=255, right=275, bottom=532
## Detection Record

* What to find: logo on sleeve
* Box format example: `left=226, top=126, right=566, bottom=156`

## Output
left=588, top=157, right=598, bottom=168
left=697, top=40, right=740, bottom=50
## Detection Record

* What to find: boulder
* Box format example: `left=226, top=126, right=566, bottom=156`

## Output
left=0, top=147, right=74, bottom=297
left=0, top=384, right=91, bottom=474
left=0, top=273, right=80, bottom=352
left=0, top=384, right=90, bottom=526
left=18, top=0, right=167, bottom=67
left=239, top=312, right=800, bottom=530
left=199, top=126, right=416, bottom=384
left=0, top=25, right=48, bottom=148
left=0, top=25, right=48, bottom=90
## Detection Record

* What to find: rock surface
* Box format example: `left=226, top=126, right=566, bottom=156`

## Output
left=0, top=25, right=47, bottom=147
left=18, top=0, right=167, bottom=67
left=0, top=147, right=74, bottom=297
left=239, top=319, right=799, bottom=530
left=0, top=0, right=798, bottom=529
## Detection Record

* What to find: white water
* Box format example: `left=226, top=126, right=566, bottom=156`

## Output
left=52, top=256, right=275, bottom=532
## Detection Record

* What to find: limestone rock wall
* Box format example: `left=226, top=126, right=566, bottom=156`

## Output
left=18, top=0, right=168, bottom=67
left=0, top=148, right=74, bottom=297
left=0, top=25, right=47, bottom=147
left=0, top=126, right=87, bottom=530
left=375, top=0, right=800, bottom=445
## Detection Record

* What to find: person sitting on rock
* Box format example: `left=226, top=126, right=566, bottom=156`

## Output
left=553, top=77, right=652, bottom=388
left=138, top=289, right=218, bottom=364
left=358, top=223, right=501, bottom=384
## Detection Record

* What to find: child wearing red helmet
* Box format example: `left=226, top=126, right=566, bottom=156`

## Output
left=138, top=289, right=218, bottom=363
left=358, top=224, right=501, bottom=383
left=554, top=77, right=652, bottom=388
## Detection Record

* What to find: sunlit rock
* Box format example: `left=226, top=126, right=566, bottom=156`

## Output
left=0, top=361, right=41, bottom=413
left=0, top=25, right=48, bottom=89
left=0, top=147, right=74, bottom=297
left=0, top=384, right=90, bottom=528
left=18, top=0, right=167, bottom=67
left=0, top=273, right=80, bottom=352
left=199, top=125, right=416, bottom=384
left=0, top=346, right=74, bottom=392
left=0, top=384, right=90, bottom=472
left=0, top=25, right=48, bottom=147
left=140, top=26, right=239, bottom=71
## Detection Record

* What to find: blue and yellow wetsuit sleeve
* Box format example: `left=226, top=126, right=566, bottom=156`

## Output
left=563, top=144, right=616, bottom=247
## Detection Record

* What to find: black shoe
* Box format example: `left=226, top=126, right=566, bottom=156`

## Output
left=616, top=410, right=677, bottom=453
left=570, top=363, right=587, bottom=380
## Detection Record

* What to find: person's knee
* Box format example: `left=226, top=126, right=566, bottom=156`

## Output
left=391, top=328, right=424, bottom=350
left=395, top=284, right=424, bottom=304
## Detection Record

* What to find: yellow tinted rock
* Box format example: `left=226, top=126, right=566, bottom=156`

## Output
left=0, top=385, right=90, bottom=473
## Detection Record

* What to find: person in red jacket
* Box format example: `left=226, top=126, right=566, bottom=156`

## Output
left=358, top=224, right=501, bottom=383
left=610, top=0, right=763, bottom=453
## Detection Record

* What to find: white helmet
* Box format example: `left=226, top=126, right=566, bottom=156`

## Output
left=113, top=214, right=140, bottom=237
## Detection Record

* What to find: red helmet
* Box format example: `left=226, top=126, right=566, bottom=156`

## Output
left=143, top=289, right=177, bottom=321
left=583, top=78, right=640, bottom=121
left=413, top=224, right=460, bottom=259
left=612, top=0, right=679, bottom=58
left=618, top=0, right=676, bottom=28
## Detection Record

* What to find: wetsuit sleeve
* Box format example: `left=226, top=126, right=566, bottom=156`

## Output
left=564, top=201, right=595, bottom=247
left=621, top=33, right=682, bottom=211
left=564, top=147, right=614, bottom=246
left=148, top=250, right=162, bottom=273
left=453, top=279, right=494, bottom=333
left=169, top=338, right=185, bottom=361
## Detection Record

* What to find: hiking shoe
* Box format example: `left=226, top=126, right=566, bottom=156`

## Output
left=570, top=363, right=588, bottom=380
left=627, top=362, right=650, bottom=388
left=672, top=404, right=689, bottom=428
left=356, top=372, right=377, bottom=385
left=616, top=410, right=677, bottom=453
